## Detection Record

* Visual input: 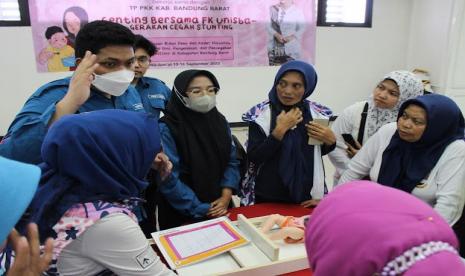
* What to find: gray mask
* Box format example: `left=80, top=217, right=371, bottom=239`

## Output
left=174, top=86, right=217, bottom=113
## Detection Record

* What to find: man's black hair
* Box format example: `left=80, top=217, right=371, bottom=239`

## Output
left=75, top=20, right=135, bottom=58
left=134, top=34, right=158, bottom=56
left=45, top=26, right=64, bottom=39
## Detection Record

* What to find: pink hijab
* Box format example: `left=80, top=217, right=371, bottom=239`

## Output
left=305, top=181, right=465, bottom=276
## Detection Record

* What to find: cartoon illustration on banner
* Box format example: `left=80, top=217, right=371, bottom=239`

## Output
left=28, top=0, right=316, bottom=72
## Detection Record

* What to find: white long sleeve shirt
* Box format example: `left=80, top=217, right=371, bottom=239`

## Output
left=328, top=101, right=368, bottom=182
left=338, top=122, right=465, bottom=225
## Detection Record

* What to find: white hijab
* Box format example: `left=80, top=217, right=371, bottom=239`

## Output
left=366, top=70, right=423, bottom=139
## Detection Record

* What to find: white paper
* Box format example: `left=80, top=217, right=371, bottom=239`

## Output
left=152, top=217, right=249, bottom=269
left=168, top=224, right=236, bottom=259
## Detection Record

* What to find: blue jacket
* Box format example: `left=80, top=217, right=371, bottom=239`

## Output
left=0, top=77, right=144, bottom=164
left=134, top=76, right=171, bottom=118
left=158, top=122, right=240, bottom=218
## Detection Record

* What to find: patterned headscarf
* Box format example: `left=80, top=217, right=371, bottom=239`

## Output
left=366, top=71, right=423, bottom=138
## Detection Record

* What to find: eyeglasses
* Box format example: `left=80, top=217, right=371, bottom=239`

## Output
left=186, top=87, right=220, bottom=95
left=135, top=56, right=150, bottom=65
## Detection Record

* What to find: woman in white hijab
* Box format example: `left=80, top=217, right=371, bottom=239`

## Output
left=328, top=71, right=423, bottom=183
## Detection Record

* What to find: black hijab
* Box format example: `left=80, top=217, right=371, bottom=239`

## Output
left=160, top=70, right=231, bottom=202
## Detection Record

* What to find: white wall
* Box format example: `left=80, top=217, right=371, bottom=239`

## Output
left=406, top=0, right=455, bottom=91
left=313, top=0, right=412, bottom=114
left=407, top=0, right=465, bottom=114
left=0, top=0, right=413, bottom=134
left=443, top=0, right=465, bottom=113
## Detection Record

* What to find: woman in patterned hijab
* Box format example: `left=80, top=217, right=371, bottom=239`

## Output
left=329, top=70, right=423, bottom=182
left=365, top=71, right=425, bottom=138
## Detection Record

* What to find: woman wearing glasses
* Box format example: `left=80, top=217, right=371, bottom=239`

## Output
left=157, top=69, right=240, bottom=229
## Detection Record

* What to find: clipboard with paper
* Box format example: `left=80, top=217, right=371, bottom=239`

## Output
left=152, top=216, right=249, bottom=269
left=152, top=214, right=309, bottom=275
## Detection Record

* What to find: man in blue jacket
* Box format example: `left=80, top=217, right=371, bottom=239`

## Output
left=0, top=20, right=144, bottom=164
left=130, top=35, right=172, bottom=236
left=131, top=34, right=171, bottom=118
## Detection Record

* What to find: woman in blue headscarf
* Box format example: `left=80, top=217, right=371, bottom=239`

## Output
left=241, top=60, right=336, bottom=206
left=28, top=110, right=175, bottom=275
left=338, top=94, right=465, bottom=235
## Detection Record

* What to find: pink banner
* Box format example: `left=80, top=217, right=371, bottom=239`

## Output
left=29, top=0, right=316, bottom=72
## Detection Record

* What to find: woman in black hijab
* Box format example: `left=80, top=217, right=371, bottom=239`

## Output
left=157, top=70, right=240, bottom=229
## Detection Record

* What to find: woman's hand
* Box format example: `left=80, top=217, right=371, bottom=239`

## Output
left=152, top=152, right=173, bottom=181
left=306, top=122, right=336, bottom=145
left=272, top=108, right=303, bottom=140
left=346, top=140, right=362, bottom=158
left=301, top=199, right=320, bottom=208
left=6, top=223, right=53, bottom=276
left=207, top=188, right=232, bottom=218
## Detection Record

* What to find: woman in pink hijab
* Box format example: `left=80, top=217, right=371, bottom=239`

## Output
left=305, top=181, right=465, bottom=276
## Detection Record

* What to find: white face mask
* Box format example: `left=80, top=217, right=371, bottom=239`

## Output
left=92, top=69, right=135, bottom=97
left=174, top=86, right=217, bottom=113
